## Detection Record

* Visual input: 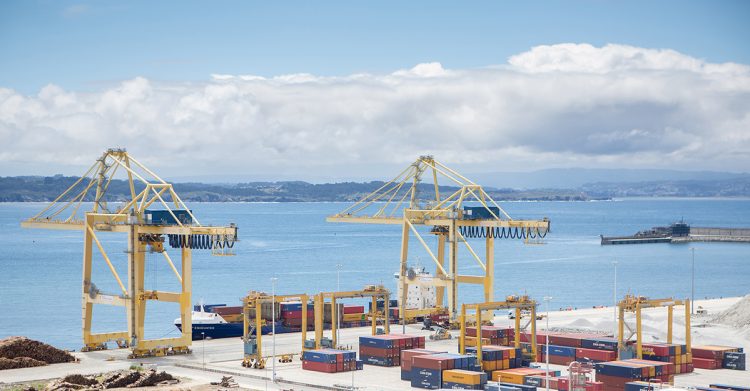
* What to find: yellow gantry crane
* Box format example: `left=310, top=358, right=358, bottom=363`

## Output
left=314, top=285, right=391, bottom=349
left=22, top=148, right=238, bottom=357
left=459, top=295, right=540, bottom=365
left=617, top=295, right=691, bottom=359
left=242, top=292, right=309, bottom=368
left=327, top=156, right=550, bottom=321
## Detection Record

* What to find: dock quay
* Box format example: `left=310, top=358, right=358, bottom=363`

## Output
left=1, top=299, right=748, bottom=390
left=601, top=222, right=750, bottom=245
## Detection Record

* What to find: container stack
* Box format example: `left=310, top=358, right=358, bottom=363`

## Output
left=692, top=345, right=745, bottom=370
left=594, top=359, right=674, bottom=390
left=465, top=326, right=513, bottom=347
left=301, top=348, right=359, bottom=373
left=359, top=334, right=425, bottom=367
left=641, top=342, right=694, bottom=374
left=401, top=349, right=446, bottom=381
left=280, top=301, right=314, bottom=328
left=518, top=332, right=613, bottom=366
left=342, top=305, right=366, bottom=322
left=409, top=353, right=478, bottom=389
left=465, top=345, right=523, bottom=371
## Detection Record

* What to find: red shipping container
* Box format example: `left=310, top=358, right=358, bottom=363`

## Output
left=585, top=381, right=604, bottom=391
left=549, top=335, right=583, bottom=348
left=556, top=377, right=569, bottom=391
left=412, top=355, right=453, bottom=370
left=302, top=360, right=337, bottom=373
left=641, top=343, right=670, bottom=356
left=343, top=305, right=365, bottom=314
left=575, top=347, right=616, bottom=362
left=281, top=310, right=314, bottom=319
left=692, top=357, right=719, bottom=369
left=359, top=346, right=394, bottom=357
left=595, top=373, right=632, bottom=388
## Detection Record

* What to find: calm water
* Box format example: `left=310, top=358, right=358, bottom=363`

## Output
left=1, top=199, right=748, bottom=349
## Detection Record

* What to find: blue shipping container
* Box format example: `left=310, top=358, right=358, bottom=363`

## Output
left=410, top=367, right=442, bottom=389
left=302, top=350, right=337, bottom=364
left=581, top=338, right=619, bottom=351
left=401, top=369, right=412, bottom=381
left=548, top=345, right=576, bottom=357
left=625, top=383, right=655, bottom=391
left=359, top=354, right=393, bottom=366
left=359, top=336, right=392, bottom=349
left=440, top=382, right=483, bottom=390
left=595, top=362, right=642, bottom=378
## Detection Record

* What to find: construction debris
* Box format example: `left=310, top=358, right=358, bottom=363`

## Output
left=35, top=369, right=178, bottom=391
left=211, top=376, right=239, bottom=388
left=0, top=337, right=76, bottom=370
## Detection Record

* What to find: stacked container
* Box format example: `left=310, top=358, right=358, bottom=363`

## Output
left=358, top=334, right=425, bottom=367
left=410, top=353, right=478, bottom=389
left=466, top=326, right=513, bottom=346
left=594, top=359, right=674, bottom=389
left=342, top=305, right=366, bottom=322
left=465, top=345, right=523, bottom=371
left=301, top=348, right=359, bottom=373
left=280, top=301, right=314, bottom=328
left=692, top=345, right=745, bottom=370
left=640, top=342, right=694, bottom=374
left=401, top=349, right=445, bottom=381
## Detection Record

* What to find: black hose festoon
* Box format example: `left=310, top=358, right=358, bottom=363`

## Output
left=167, top=234, right=237, bottom=250
left=458, top=225, right=548, bottom=239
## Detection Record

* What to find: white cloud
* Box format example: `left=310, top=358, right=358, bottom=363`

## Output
left=1, top=43, right=749, bottom=179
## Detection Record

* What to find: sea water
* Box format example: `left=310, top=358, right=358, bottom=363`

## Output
left=0, top=199, right=748, bottom=349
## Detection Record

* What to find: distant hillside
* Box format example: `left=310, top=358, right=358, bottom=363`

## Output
left=0, top=175, right=747, bottom=202
left=469, top=168, right=749, bottom=189
left=0, top=176, right=590, bottom=202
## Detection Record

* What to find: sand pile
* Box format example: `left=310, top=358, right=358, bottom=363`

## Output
left=0, top=336, right=76, bottom=370
left=711, top=294, right=750, bottom=327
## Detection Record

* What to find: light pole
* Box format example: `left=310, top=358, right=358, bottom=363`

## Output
left=543, top=296, right=552, bottom=391
left=336, top=264, right=342, bottom=345
left=691, top=248, right=695, bottom=315
left=271, top=277, right=278, bottom=383
left=201, top=332, right=205, bottom=370
left=612, top=260, right=618, bottom=339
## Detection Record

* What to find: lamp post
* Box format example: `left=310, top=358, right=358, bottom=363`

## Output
left=201, top=332, right=205, bottom=370
left=543, top=296, right=552, bottom=391
left=691, top=248, right=695, bottom=315
left=271, top=277, right=277, bottom=383
left=336, top=264, right=342, bottom=344
left=612, top=260, right=618, bottom=339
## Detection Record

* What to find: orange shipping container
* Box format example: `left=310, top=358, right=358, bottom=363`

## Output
left=442, top=369, right=484, bottom=385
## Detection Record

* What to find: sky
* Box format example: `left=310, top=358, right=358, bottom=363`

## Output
left=1, top=1, right=749, bottom=181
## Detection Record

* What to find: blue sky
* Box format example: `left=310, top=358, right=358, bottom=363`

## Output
left=1, top=1, right=749, bottom=179
left=1, top=1, right=748, bottom=94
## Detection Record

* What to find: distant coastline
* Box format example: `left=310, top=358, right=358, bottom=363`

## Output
left=1, top=175, right=748, bottom=202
